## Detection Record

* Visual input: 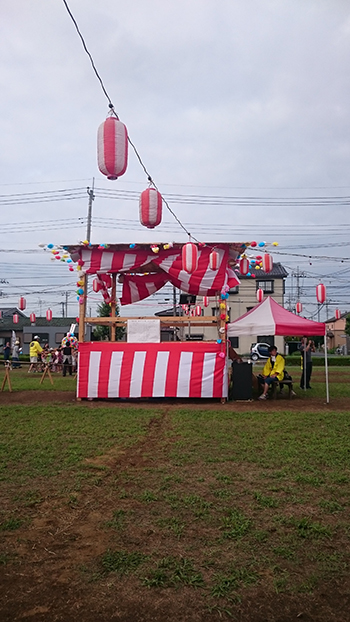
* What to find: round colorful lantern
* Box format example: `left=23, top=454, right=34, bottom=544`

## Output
left=335, top=308, right=341, bottom=320
left=296, top=301, right=302, bottom=314
left=18, top=297, right=26, bottom=311
left=46, top=309, right=52, bottom=322
left=97, top=116, right=128, bottom=180
left=139, top=188, right=162, bottom=229
left=195, top=305, right=202, bottom=316
left=256, top=288, right=264, bottom=303
left=92, top=278, right=102, bottom=293
left=203, top=296, right=209, bottom=307
left=30, top=313, right=36, bottom=323
left=316, top=283, right=326, bottom=304
left=209, top=250, right=219, bottom=271
left=239, top=257, right=249, bottom=276
left=182, top=242, right=198, bottom=274
left=262, top=253, right=273, bottom=273
left=13, top=313, right=19, bottom=324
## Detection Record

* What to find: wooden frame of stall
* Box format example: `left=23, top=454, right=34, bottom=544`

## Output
left=78, top=273, right=226, bottom=346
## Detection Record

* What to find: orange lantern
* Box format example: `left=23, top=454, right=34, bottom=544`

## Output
left=97, top=116, right=128, bottom=180
left=182, top=243, right=198, bottom=274
left=316, top=283, right=326, bottom=304
left=256, top=288, right=264, bottom=303
left=139, top=188, right=162, bottom=229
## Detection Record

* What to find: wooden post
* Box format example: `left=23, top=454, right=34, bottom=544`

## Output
left=40, top=364, right=54, bottom=386
left=1, top=363, right=12, bottom=392
left=78, top=273, right=86, bottom=343
left=111, top=274, right=117, bottom=342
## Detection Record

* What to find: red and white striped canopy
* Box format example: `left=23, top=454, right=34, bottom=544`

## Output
left=227, top=297, right=325, bottom=337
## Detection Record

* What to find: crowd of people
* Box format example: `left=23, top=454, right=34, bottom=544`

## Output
left=1, top=335, right=78, bottom=376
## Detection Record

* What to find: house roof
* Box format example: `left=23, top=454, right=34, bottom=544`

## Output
left=326, top=312, right=349, bottom=323
left=239, top=262, right=288, bottom=280
left=0, top=316, right=78, bottom=331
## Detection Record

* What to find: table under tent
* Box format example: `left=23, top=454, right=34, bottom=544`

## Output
left=227, top=297, right=329, bottom=402
left=66, top=242, right=243, bottom=401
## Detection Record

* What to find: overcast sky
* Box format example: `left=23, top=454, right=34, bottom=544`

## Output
left=1, top=0, right=350, bottom=319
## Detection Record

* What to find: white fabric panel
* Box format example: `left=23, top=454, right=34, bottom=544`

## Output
left=201, top=352, right=216, bottom=398
left=227, top=299, right=276, bottom=336
left=108, top=351, right=124, bottom=398
left=153, top=351, right=170, bottom=397
left=88, top=351, right=101, bottom=398
left=129, top=351, right=147, bottom=397
left=99, top=251, right=114, bottom=273
left=177, top=351, right=193, bottom=397
left=127, top=319, right=160, bottom=343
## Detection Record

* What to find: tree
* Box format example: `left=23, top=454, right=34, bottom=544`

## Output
left=92, top=301, right=125, bottom=341
left=345, top=314, right=350, bottom=337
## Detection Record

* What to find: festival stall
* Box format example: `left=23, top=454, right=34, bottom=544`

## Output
left=64, top=241, right=244, bottom=400
left=227, top=297, right=329, bottom=402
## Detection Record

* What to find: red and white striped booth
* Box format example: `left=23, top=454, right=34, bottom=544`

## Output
left=77, top=342, right=228, bottom=400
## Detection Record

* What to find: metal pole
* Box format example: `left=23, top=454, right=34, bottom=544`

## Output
left=324, top=333, right=329, bottom=403
left=83, top=179, right=95, bottom=342
left=86, top=178, right=95, bottom=243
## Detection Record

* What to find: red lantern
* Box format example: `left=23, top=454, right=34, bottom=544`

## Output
left=181, top=304, right=189, bottom=315
left=0, top=310, right=2, bottom=319
left=139, top=188, right=162, bottom=229
left=239, top=257, right=249, bottom=275
left=182, top=243, right=198, bottom=274
left=296, top=301, right=302, bottom=314
left=316, top=283, right=326, bottom=304
left=46, top=309, right=52, bottom=322
left=209, top=250, right=219, bottom=271
left=195, top=305, right=202, bottom=316
left=18, top=297, right=26, bottom=311
left=203, top=296, right=209, bottom=307
left=335, top=309, right=341, bottom=320
left=30, top=313, right=36, bottom=323
left=97, top=116, right=128, bottom=180
left=256, top=289, right=264, bottom=303
left=262, top=253, right=273, bottom=273
left=93, top=278, right=102, bottom=293
left=13, top=313, right=19, bottom=324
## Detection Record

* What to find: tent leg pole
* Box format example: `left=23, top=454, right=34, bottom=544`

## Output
left=324, top=334, right=329, bottom=404
left=304, top=342, right=307, bottom=392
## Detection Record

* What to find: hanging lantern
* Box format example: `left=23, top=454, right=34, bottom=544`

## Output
left=335, top=309, right=341, bottom=320
left=239, top=257, right=249, bottom=275
left=316, top=283, right=326, bottom=304
left=30, top=312, right=36, bottom=323
left=296, top=301, right=302, bottom=314
left=195, top=305, right=202, bottom=316
left=203, top=296, right=209, bottom=307
left=46, top=309, right=52, bottom=322
left=256, top=288, right=264, bottom=303
left=182, top=242, right=198, bottom=274
left=18, top=297, right=26, bottom=311
left=209, top=250, right=219, bottom=271
left=262, top=253, right=273, bottom=273
left=92, top=278, right=102, bottom=293
left=139, top=188, right=162, bottom=229
left=13, top=313, right=19, bottom=324
left=0, top=310, right=2, bottom=319
left=97, top=116, right=128, bottom=180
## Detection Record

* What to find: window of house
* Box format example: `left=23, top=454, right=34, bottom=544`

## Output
left=55, top=332, right=65, bottom=344
left=257, top=280, right=274, bottom=293
left=229, top=286, right=239, bottom=294
left=229, top=336, right=239, bottom=349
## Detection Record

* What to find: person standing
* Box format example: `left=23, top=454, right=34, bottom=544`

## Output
left=299, top=337, right=315, bottom=389
left=12, top=340, right=21, bottom=368
left=3, top=342, right=11, bottom=364
left=28, top=336, right=43, bottom=373
left=62, top=342, right=73, bottom=377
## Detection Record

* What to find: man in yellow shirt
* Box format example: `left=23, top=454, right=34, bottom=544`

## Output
left=258, top=345, right=285, bottom=400
left=28, top=336, right=43, bottom=373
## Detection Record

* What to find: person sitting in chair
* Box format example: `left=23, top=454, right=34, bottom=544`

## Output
left=258, top=345, right=285, bottom=400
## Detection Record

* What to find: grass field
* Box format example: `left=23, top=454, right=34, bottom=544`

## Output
left=0, top=366, right=350, bottom=621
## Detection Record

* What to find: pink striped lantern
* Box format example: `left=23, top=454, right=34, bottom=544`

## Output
left=335, top=308, right=341, bottom=320
left=18, top=296, right=26, bottom=311
left=97, top=116, right=128, bottom=180
left=296, top=301, right=302, bottom=314
left=139, top=188, right=162, bottom=229
left=316, top=283, right=326, bottom=304
left=181, top=304, right=189, bottom=315
left=195, top=305, right=202, bottom=316
left=182, top=242, right=198, bottom=274
left=262, top=253, right=273, bottom=273
left=203, top=296, right=209, bottom=307
left=46, top=309, right=53, bottom=322
left=256, top=288, right=264, bottom=303
left=13, top=313, right=19, bottom=324
left=93, top=278, right=102, bottom=293
left=30, top=312, right=36, bottom=323
left=239, top=257, right=249, bottom=275
left=209, top=250, right=219, bottom=271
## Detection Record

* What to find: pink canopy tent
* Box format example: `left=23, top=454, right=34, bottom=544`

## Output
left=227, top=297, right=329, bottom=402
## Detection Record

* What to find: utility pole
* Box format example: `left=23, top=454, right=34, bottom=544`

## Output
left=60, top=302, right=65, bottom=318
left=65, top=291, right=69, bottom=318
left=86, top=178, right=95, bottom=243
